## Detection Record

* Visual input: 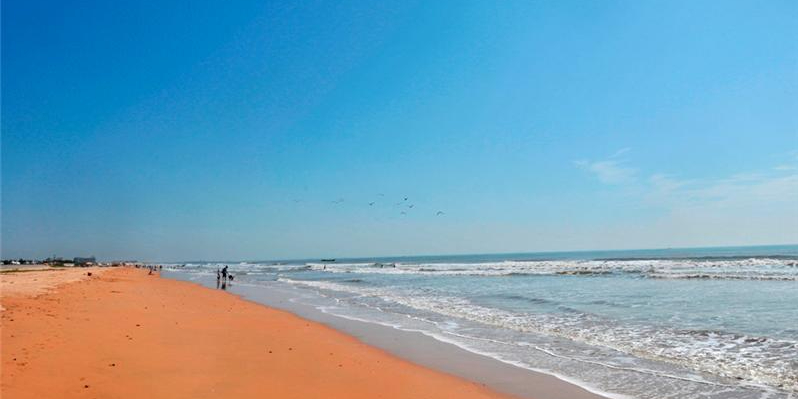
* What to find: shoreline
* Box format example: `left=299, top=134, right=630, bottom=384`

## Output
left=1, top=267, right=527, bottom=398
left=164, top=271, right=609, bottom=399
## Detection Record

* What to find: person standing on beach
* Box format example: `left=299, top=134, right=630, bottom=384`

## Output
left=221, top=266, right=228, bottom=280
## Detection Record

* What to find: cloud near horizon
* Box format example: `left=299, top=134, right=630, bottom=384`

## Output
left=572, top=150, right=798, bottom=247
left=576, top=150, right=798, bottom=243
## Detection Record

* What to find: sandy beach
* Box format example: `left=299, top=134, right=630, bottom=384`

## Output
left=1, top=267, right=520, bottom=399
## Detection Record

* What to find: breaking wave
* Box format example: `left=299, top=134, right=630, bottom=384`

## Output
left=303, top=257, right=798, bottom=281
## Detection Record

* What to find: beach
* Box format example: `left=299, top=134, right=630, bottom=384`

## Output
left=1, top=266, right=561, bottom=399
left=4, top=1, right=795, bottom=398
left=4, top=251, right=795, bottom=399
left=165, top=248, right=798, bottom=399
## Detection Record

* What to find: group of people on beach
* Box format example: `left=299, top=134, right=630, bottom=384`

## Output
left=216, top=266, right=233, bottom=289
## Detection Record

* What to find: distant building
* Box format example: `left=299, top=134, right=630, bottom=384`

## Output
left=73, top=257, right=96, bottom=265
left=43, top=257, right=67, bottom=266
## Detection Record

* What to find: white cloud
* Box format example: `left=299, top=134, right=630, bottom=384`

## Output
left=575, top=149, right=636, bottom=184
left=610, top=147, right=631, bottom=158
left=648, top=173, right=692, bottom=199
left=578, top=150, right=798, bottom=207
left=576, top=152, right=798, bottom=245
left=645, top=169, right=798, bottom=210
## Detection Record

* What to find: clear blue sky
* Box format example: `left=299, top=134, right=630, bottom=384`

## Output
left=2, top=0, right=797, bottom=261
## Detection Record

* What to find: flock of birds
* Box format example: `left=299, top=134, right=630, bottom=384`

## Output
left=297, top=194, right=445, bottom=217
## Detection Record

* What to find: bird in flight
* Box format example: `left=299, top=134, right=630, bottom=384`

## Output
left=400, top=211, right=407, bottom=215
left=331, top=198, right=344, bottom=204
left=368, top=202, right=375, bottom=206
left=436, top=211, right=445, bottom=215
left=408, top=204, right=414, bottom=208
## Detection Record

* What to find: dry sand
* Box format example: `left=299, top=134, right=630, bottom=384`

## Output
left=1, top=266, right=108, bottom=298
left=1, top=267, right=518, bottom=399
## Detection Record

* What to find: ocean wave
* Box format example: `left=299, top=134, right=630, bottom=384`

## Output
left=277, top=278, right=798, bottom=392
left=647, top=273, right=798, bottom=281
left=493, top=293, right=554, bottom=305
left=301, top=258, right=798, bottom=280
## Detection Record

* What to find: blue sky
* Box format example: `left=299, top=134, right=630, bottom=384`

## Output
left=2, top=0, right=797, bottom=261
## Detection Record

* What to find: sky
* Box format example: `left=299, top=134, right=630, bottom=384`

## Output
left=2, top=0, right=797, bottom=261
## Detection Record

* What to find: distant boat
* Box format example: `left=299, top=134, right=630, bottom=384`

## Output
left=321, top=259, right=336, bottom=262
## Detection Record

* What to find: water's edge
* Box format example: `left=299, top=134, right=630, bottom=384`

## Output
left=163, top=271, right=610, bottom=399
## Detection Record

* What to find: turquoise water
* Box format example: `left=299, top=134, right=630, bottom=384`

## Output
left=168, top=245, right=798, bottom=399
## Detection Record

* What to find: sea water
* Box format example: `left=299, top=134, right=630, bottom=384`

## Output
left=166, top=245, right=798, bottom=399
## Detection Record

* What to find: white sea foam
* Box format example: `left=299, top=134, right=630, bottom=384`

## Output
left=303, top=258, right=798, bottom=280
left=278, top=277, right=798, bottom=393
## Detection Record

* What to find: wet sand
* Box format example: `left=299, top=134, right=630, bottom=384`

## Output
left=197, top=275, right=607, bottom=399
left=1, top=267, right=519, bottom=398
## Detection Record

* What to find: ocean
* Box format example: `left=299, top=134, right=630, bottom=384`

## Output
left=164, top=245, right=798, bottom=399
